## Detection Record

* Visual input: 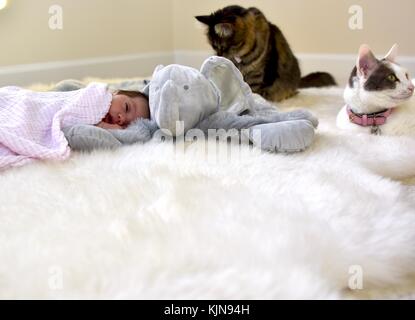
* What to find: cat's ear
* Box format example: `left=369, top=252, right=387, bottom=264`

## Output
left=357, top=44, right=378, bottom=78
left=195, top=15, right=213, bottom=26
left=384, top=44, right=399, bottom=63
left=247, top=7, right=262, bottom=16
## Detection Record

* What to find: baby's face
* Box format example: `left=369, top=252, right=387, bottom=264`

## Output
left=103, top=94, right=150, bottom=127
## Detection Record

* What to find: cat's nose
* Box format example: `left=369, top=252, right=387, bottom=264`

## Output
left=409, top=83, right=415, bottom=93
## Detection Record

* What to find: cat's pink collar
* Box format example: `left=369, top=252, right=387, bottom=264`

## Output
left=346, top=105, right=393, bottom=127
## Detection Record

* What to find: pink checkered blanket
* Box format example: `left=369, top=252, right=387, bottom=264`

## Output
left=0, top=82, right=112, bottom=170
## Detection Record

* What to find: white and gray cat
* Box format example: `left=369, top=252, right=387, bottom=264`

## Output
left=337, top=44, right=415, bottom=135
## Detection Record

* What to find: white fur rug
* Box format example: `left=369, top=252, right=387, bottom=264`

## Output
left=1, top=84, right=415, bottom=299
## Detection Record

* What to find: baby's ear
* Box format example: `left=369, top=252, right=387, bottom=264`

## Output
left=356, top=44, right=378, bottom=78
left=384, top=43, right=399, bottom=63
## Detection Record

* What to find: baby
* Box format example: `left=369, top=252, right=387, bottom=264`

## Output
left=96, top=90, right=150, bottom=130
left=0, top=82, right=151, bottom=170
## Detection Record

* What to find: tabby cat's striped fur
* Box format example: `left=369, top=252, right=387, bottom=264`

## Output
left=196, top=5, right=336, bottom=102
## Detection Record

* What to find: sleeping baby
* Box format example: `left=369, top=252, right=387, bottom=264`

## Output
left=96, top=89, right=150, bottom=129
left=0, top=83, right=150, bottom=170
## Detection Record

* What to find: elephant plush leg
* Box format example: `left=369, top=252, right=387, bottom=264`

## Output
left=243, top=120, right=316, bottom=153
left=198, top=111, right=279, bottom=132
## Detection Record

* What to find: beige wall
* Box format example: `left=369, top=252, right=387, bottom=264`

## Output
left=0, top=0, right=414, bottom=68
left=0, top=0, right=173, bottom=66
left=174, top=0, right=415, bottom=56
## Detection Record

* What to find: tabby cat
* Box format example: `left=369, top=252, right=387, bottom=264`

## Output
left=196, top=5, right=336, bottom=102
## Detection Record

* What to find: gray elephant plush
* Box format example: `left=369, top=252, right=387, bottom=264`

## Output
left=61, top=56, right=318, bottom=153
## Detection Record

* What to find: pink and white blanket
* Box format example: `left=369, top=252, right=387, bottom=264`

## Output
left=0, top=82, right=112, bottom=170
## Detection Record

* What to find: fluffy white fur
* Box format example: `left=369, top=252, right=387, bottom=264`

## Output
left=0, top=83, right=415, bottom=299
left=338, top=44, right=415, bottom=136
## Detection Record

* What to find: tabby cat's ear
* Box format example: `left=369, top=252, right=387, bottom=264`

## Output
left=247, top=7, right=262, bottom=16
left=384, top=44, right=399, bottom=63
left=195, top=15, right=213, bottom=26
left=357, top=44, right=378, bottom=78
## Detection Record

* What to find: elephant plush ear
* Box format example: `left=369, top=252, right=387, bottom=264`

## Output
left=154, top=80, right=182, bottom=136
left=147, top=64, right=164, bottom=122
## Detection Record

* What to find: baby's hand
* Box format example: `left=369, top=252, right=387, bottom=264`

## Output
left=96, top=121, right=124, bottom=130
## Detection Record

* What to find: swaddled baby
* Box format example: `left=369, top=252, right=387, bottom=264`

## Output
left=0, top=83, right=151, bottom=170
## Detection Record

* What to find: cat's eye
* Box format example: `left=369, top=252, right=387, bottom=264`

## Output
left=387, top=74, right=398, bottom=82
left=406, top=73, right=410, bottom=80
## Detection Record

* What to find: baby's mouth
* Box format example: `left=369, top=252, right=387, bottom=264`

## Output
left=104, top=114, right=113, bottom=124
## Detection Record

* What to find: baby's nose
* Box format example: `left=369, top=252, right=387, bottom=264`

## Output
left=117, top=114, right=126, bottom=125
